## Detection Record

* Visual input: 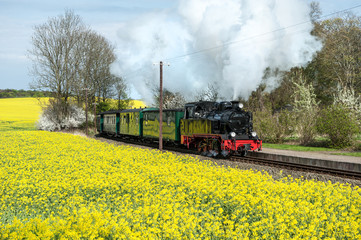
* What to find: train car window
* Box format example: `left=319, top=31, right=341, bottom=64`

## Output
left=194, top=106, right=202, bottom=118
left=149, top=113, right=156, bottom=121
left=144, top=114, right=148, bottom=126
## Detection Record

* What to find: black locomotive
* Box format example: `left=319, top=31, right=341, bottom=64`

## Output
left=181, top=101, right=261, bottom=157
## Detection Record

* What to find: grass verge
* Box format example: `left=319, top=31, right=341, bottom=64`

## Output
left=262, top=143, right=361, bottom=157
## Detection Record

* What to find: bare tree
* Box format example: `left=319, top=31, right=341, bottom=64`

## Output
left=310, top=1, right=322, bottom=23
left=193, top=83, right=219, bottom=102
left=75, top=31, right=117, bottom=110
left=29, top=10, right=88, bottom=124
left=29, top=10, right=87, bottom=104
left=29, top=10, right=124, bottom=129
left=153, top=88, right=186, bottom=109
left=114, top=76, right=129, bottom=109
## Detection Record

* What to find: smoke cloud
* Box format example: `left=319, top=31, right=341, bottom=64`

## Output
left=111, top=0, right=322, bottom=104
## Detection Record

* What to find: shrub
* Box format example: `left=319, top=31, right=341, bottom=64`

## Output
left=333, top=86, right=361, bottom=129
left=294, top=109, right=319, bottom=145
left=253, top=109, right=295, bottom=143
left=316, top=104, right=359, bottom=148
left=292, top=78, right=319, bottom=145
left=37, top=102, right=89, bottom=131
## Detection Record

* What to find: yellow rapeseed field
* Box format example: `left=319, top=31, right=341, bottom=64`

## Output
left=0, top=98, right=44, bottom=131
left=0, top=130, right=360, bottom=239
left=0, top=98, right=146, bottom=131
left=128, top=99, right=147, bottom=109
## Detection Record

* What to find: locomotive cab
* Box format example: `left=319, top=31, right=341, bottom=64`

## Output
left=184, top=101, right=216, bottom=119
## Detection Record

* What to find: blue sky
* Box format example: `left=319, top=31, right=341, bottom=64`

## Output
left=0, top=0, right=360, bottom=98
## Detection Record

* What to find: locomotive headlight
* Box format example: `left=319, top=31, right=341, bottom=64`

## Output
left=230, top=132, right=236, bottom=138
left=238, top=103, right=244, bottom=109
left=251, top=131, right=257, bottom=137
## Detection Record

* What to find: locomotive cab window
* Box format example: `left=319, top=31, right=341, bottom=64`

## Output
left=185, top=106, right=194, bottom=119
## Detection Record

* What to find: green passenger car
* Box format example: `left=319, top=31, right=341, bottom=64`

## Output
left=119, top=109, right=143, bottom=136
left=142, top=109, right=184, bottom=141
left=102, top=113, right=117, bottom=134
left=96, top=115, right=102, bottom=133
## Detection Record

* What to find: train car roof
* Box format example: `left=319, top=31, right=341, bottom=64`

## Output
left=97, top=108, right=142, bottom=115
left=97, top=107, right=162, bottom=115
left=185, top=101, right=216, bottom=106
left=142, top=108, right=183, bottom=112
left=97, top=110, right=122, bottom=115
left=120, top=108, right=144, bottom=113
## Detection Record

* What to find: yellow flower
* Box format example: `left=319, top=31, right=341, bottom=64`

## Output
left=0, top=131, right=360, bottom=238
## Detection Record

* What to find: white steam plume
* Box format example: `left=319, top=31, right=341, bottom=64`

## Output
left=111, top=0, right=322, bottom=104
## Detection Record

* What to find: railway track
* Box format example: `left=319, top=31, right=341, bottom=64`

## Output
left=231, top=155, right=361, bottom=180
left=96, top=134, right=361, bottom=180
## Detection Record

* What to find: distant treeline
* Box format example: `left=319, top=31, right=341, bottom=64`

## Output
left=0, top=89, right=53, bottom=98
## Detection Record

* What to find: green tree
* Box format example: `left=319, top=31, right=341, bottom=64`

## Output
left=306, top=13, right=361, bottom=105
left=317, top=104, right=359, bottom=148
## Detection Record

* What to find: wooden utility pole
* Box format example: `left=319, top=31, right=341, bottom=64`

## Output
left=85, top=88, right=89, bottom=136
left=93, top=102, right=97, bottom=133
left=159, top=61, right=163, bottom=151
left=82, top=88, right=90, bottom=136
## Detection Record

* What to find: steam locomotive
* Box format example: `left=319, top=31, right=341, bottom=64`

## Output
left=96, top=101, right=262, bottom=157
